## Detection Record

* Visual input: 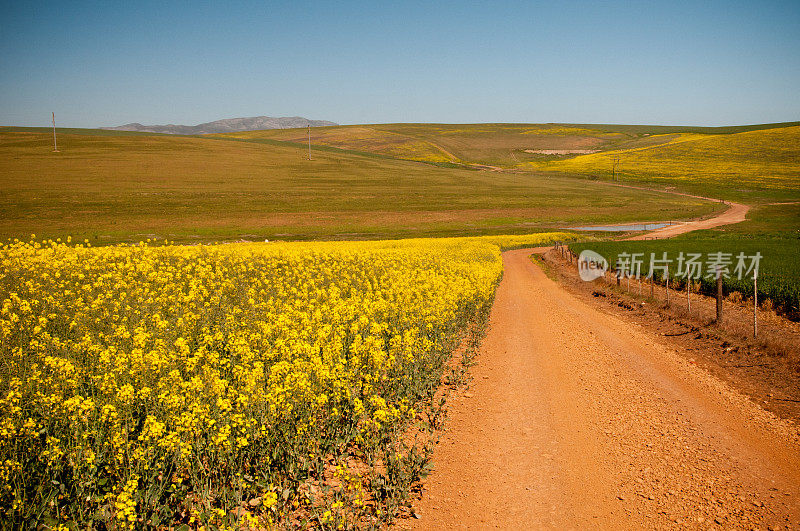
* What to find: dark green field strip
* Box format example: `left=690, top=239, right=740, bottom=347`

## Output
left=570, top=236, right=800, bottom=317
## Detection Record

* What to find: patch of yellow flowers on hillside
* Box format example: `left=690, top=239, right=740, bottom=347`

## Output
left=529, top=126, right=800, bottom=190
left=0, top=232, right=572, bottom=527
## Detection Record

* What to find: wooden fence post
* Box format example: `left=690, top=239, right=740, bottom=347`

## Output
left=665, top=270, right=670, bottom=306
left=687, top=278, right=691, bottom=313
left=753, top=270, right=758, bottom=338
left=716, top=268, right=723, bottom=322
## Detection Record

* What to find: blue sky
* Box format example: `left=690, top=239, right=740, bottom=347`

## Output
left=1, top=1, right=798, bottom=128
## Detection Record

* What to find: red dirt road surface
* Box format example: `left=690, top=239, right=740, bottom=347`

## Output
left=407, top=248, right=800, bottom=529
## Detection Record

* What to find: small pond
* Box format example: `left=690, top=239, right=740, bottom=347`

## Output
left=569, top=223, right=671, bottom=232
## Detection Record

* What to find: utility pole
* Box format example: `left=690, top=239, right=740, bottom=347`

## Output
left=52, top=112, right=59, bottom=152
left=611, top=155, right=620, bottom=181
left=307, top=124, right=311, bottom=160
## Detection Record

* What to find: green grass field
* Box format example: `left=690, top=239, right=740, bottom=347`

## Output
left=0, top=128, right=720, bottom=244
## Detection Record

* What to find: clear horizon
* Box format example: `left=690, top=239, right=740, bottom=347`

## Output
left=2, top=1, right=799, bottom=129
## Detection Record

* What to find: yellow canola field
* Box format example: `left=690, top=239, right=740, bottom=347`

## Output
left=0, top=232, right=573, bottom=528
left=530, top=126, right=800, bottom=190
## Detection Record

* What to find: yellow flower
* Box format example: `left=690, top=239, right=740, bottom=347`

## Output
left=0, top=232, right=568, bottom=526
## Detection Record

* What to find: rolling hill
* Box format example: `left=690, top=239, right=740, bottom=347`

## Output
left=212, top=123, right=632, bottom=167
left=529, top=125, right=800, bottom=201
left=0, top=127, right=717, bottom=243
left=215, top=121, right=800, bottom=201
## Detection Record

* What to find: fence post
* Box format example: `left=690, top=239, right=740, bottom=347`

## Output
left=650, top=275, right=654, bottom=298
left=716, top=267, right=723, bottom=322
left=753, top=270, right=758, bottom=338
left=687, top=278, right=691, bottom=313
left=665, top=270, right=670, bottom=306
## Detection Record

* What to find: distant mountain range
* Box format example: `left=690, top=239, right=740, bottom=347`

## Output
left=100, top=116, right=338, bottom=135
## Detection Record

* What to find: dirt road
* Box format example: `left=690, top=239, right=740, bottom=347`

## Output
left=624, top=199, right=749, bottom=240
left=408, top=249, right=800, bottom=529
